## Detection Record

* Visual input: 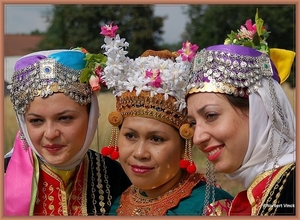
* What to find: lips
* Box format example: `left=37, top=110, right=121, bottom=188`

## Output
left=131, top=165, right=154, bottom=174
left=44, top=144, right=64, bottom=153
left=203, top=145, right=223, bottom=162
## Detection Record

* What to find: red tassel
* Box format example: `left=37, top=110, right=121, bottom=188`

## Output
left=187, top=162, right=196, bottom=174
left=180, top=159, right=189, bottom=169
left=101, top=146, right=113, bottom=156
left=110, top=151, right=119, bottom=160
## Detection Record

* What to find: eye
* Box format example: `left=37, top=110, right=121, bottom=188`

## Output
left=28, top=118, right=44, bottom=125
left=124, top=132, right=137, bottom=141
left=150, top=136, right=164, bottom=143
left=58, top=116, right=73, bottom=122
left=206, top=112, right=218, bottom=121
left=188, top=120, right=196, bottom=128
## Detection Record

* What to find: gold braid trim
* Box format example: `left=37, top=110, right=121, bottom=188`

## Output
left=116, top=90, right=187, bottom=129
left=247, top=163, right=295, bottom=215
left=116, top=173, right=204, bottom=216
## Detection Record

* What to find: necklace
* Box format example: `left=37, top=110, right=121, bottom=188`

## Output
left=117, top=173, right=204, bottom=216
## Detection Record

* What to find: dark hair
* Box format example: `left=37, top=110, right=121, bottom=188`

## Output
left=220, top=94, right=249, bottom=116
left=224, top=94, right=249, bottom=109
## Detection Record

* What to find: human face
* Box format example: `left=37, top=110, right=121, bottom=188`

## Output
left=187, top=93, right=249, bottom=174
left=118, top=117, right=184, bottom=198
left=25, top=93, right=89, bottom=166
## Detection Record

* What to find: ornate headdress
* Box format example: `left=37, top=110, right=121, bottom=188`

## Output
left=99, top=22, right=198, bottom=173
left=187, top=9, right=296, bottom=194
left=5, top=48, right=109, bottom=216
left=188, top=10, right=295, bottom=97
left=7, top=48, right=107, bottom=114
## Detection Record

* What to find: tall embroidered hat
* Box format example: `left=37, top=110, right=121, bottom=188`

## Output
left=99, top=22, right=198, bottom=173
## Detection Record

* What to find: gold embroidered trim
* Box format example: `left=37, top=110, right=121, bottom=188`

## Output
left=116, top=90, right=187, bottom=129
left=116, top=173, right=204, bottom=216
left=247, top=163, right=295, bottom=215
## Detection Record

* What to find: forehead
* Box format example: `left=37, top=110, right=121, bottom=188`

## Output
left=26, top=93, right=85, bottom=112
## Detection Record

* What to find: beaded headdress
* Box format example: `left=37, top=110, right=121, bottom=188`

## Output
left=188, top=10, right=295, bottom=97
left=7, top=48, right=107, bottom=114
left=99, top=22, right=198, bottom=173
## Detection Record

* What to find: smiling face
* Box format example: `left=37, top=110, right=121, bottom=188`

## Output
left=118, top=116, right=184, bottom=198
left=187, top=92, right=249, bottom=174
left=25, top=93, right=89, bottom=166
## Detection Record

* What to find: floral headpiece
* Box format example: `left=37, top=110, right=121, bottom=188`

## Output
left=8, top=48, right=106, bottom=114
left=224, top=9, right=270, bottom=54
left=100, top=22, right=198, bottom=128
left=99, top=22, right=199, bottom=173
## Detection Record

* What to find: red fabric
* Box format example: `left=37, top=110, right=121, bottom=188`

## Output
left=229, top=190, right=251, bottom=215
left=229, top=167, right=282, bottom=216
left=34, top=162, right=85, bottom=215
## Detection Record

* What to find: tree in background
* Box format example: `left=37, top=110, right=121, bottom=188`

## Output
left=182, top=5, right=296, bottom=87
left=38, top=5, right=165, bottom=58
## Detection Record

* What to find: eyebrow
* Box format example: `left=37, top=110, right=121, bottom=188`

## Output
left=187, top=104, right=219, bottom=119
left=26, top=109, right=77, bottom=117
left=122, top=126, right=168, bottom=135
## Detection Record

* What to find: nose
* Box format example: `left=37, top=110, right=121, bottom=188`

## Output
left=133, top=141, right=150, bottom=160
left=44, top=122, right=60, bottom=140
left=192, top=125, right=210, bottom=150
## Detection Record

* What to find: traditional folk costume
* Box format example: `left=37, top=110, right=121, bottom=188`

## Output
left=187, top=11, right=296, bottom=216
left=97, top=22, right=233, bottom=216
left=4, top=49, right=131, bottom=216
left=111, top=172, right=232, bottom=216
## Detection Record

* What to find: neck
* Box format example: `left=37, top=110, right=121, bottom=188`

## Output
left=138, top=170, right=187, bottom=198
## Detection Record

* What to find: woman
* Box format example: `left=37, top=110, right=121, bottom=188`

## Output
left=186, top=11, right=296, bottom=215
left=4, top=48, right=131, bottom=216
left=98, top=22, right=233, bottom=216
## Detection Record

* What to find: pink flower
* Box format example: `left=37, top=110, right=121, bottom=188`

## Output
left=145, top=69, right=162, bottom=88
left=151, top=76, right=162, bottom=88
left=178, top=41, right=198, bottom=62
left=100, top=22, right=118, bottom=38
left=239, top=19, right=257, bottom=39
left=89, top=75, right=101, bottom=92
left=244, top=19, right=256, bottom=32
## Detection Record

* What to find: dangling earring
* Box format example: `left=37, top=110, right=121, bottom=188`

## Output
left=179, top=123, right=196, bottom=174
left=18, top=130, right=29, bottom=150
left=101, top=111, right=123, bottom=160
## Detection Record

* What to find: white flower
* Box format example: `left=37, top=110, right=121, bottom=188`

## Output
left=101, top=30, right=194, bottom=113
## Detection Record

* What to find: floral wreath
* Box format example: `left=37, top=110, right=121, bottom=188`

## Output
left=99, top=22, right=198, bottom=113
left=224, top=9, right=270, bottom=54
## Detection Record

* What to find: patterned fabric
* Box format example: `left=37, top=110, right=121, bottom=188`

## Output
left=110, top=173, right=233, bottom=216
left=229, top=163, right=296, bottom=216
left=4, top=149, right=131, bottom=216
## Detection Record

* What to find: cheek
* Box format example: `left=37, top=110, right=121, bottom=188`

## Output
left=117, top=137, right=131, bottom=160
left=229, top=116, right=249, bottom=156
left=26, top=126, right=42, bottom=144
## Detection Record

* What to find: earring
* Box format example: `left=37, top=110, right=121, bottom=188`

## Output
left=101, top=111, right=123, bottom=160
left=179, top=123, right=196, bottom=174
left=18, top=130, right=29, bottom=150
